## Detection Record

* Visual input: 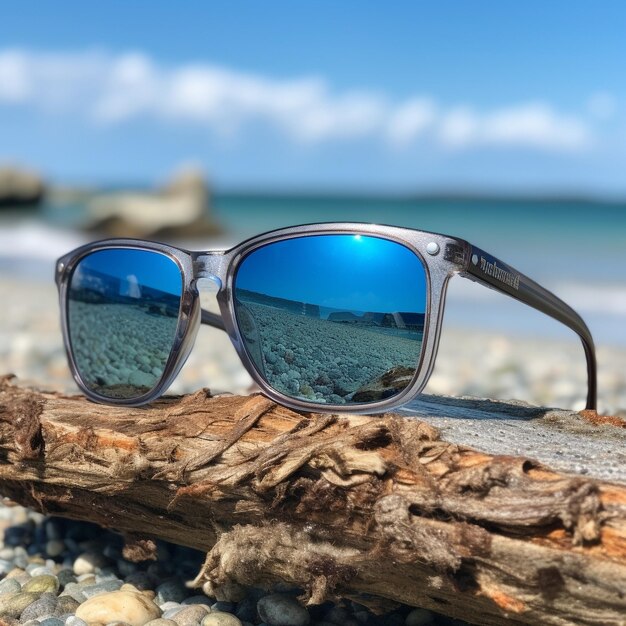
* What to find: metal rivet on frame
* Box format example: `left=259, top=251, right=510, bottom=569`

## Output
left=426, top=242, right=440, bottom=256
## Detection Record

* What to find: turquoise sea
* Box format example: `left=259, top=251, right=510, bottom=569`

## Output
left=1, top=193, right=625, bottom=345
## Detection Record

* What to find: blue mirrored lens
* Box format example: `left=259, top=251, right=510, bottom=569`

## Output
left=67, top=248, right=183, bottom=399
left=234, top=234, right=427, bottom=405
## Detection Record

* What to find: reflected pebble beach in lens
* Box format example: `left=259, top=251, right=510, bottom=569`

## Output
left=67, top=249, right=183, bottom=399
left=234, top=234, right=428, bottom=405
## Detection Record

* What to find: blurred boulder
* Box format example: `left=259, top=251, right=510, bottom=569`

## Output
left=0, top=166, right=46, bottom=207
left=84, top=167, right=221, bottom=238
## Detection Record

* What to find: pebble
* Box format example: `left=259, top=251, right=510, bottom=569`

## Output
left=57, top=569, right=77, bottom=588
left=6, top=568, right=29, bottom=583
left=60, top=582, right=87, bottom=603
left=155, top=579, right=189, bottom=604
left=161, top=601, right=182, bottom=615
left=405, top=608, right=435, bottom=625
left=0, top=499, right=458, bottom=626
left=75, top=590, right=162, bottom=625
left=82, top=578, right=124, bottom=598
left=20, top=591, right=58, bottom=620
left=123, top=573, right=153, bottom=591
left=234, top=596, right=257, bottom=622
left=0, top=577, right=21, bottom=594
left=56, top=594, right=81, bottom=614
left=257, top=594, right=311, bottom=626
left=22, top=573, right=60, bottom=594
left=171, top=604, right=210, bottom=624
left=0, top=590, right=40, bottom=617
left=73, top=552, right=108, bottom=575
left=201, top=615, right=243, bottom=626
left=40, top=618, right=66, bottom=626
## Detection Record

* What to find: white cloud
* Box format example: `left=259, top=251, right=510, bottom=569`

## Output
left=439, top=103, right=591, bottom=151
left=386, top=98, right=437, bottom=147
left=0, top=48, right=596, bottom=152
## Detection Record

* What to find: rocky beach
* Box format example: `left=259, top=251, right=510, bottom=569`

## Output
left=0, top=503, right=440, bottom=626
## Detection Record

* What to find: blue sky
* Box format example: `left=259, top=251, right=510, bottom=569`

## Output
left=75, top=248, right=183, bottom=296
left=1, top=1, right=625, bottom=193
left=235, top=234, right=427, bottom=314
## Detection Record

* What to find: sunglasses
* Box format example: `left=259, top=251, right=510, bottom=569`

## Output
left=55, top=223, right=597, bottom=413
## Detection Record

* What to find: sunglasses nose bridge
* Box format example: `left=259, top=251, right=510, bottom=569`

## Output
left=193, top=252, right=224, bottom=290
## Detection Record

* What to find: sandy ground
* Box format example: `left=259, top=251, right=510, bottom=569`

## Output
left=2, top=277, right=625, bottom=415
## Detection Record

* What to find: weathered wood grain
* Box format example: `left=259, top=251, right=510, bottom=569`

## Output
left=0, top=375, right=624, bottom=626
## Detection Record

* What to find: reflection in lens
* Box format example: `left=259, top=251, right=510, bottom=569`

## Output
left=234, top=234, right=427, bottom=405
left=67, top=249, right=183, bottom=399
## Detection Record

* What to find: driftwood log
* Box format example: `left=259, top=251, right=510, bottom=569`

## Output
left=0, top=375, right=625, bottom=626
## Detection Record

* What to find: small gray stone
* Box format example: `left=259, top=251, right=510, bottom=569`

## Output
left=118, top=559, right=138, bottom=577
left=172, top=604, right=210, bottom=625
left=20, top=591, right=58, bottom=620
left=234, top=596, right=257, bottom=622
left=212, top=601, right=234, bottom=613
left=40, top=619, right=66, bottom=626
left=257, top=594, right=310, bottom=626
left=156, top=580, right=189, bottom=604
left=65, top=617, right=89, bottom=626
left=82, top=578, right=124, bottom=598
left=162, top=606, right=183, bottom=619
left=202, top=614, right=243, bottom=626
left=0, top=548, right=15, bottom=560
left=145, top=620, right=178, bottom=626
left=405, top=608, right=435, bottom=626
left=55, top=595, right=81, bottom=615
left=57, top=569, right=76, bottom=588
left=0, top=577, right=21, bottom=595
left=59, top=582, right=87, bottom=604
left=123, top=572, right=152, bottom=590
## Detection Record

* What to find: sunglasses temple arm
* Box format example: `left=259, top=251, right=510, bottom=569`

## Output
left=200, top=309, right=227, bottom=332
left=459, top=243, right=597, bottom=411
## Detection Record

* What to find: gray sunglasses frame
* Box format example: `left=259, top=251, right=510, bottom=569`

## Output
left=55, top=222, right=597, bottom=413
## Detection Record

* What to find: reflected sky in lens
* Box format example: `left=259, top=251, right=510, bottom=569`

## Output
left=236, top=235, right=427, bottom=315
left=73, top=249, right=182, bottom=297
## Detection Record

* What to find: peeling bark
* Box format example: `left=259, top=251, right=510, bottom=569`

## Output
left=0, top=375, right=625, bottom=626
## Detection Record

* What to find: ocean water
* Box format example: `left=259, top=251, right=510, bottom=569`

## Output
left=1, top=193, right=625, bottom=346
